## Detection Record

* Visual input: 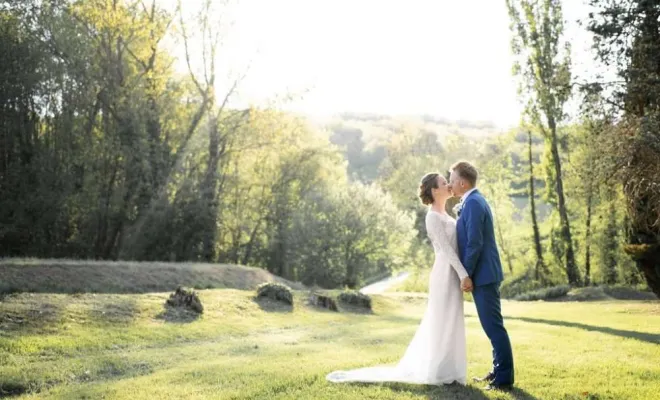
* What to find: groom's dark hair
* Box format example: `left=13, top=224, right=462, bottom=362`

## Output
left=450, top=161, right=478, bottom=187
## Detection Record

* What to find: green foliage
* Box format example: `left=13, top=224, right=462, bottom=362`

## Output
left=514, top=284, right=571, bottom=301
left=0, top=2, right=413, bottom=289
left=500, top=274, right=544, bottom=299
left=308, top=293, right=339, bottom=312
left=507, top=0, right=580, bottom=286
left=1, top=0, right=657, bottom=298
left=338, top=290, right=372, bottom=310
left=256, top=282, right=293, bottom=305
left=587, top=0, right=660, bottom=297
left=287, top=182, right=415, bottom=288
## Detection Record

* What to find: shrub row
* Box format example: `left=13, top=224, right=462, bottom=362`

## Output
left=255, top=283, right=372, bottom=311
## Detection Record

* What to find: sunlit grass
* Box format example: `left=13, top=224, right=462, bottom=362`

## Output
left=0, top=258, right=305, bottom=295
left=0, top=290, right=658, bottom=399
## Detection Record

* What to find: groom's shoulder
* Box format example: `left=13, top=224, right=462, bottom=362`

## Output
left=465, top=191, right=486, bottom=208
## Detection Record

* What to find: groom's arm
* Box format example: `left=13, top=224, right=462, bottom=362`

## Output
left=462, top=199, right=485, bottom=276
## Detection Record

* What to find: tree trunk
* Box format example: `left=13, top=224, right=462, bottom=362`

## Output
left=201, top=118, right=220, bottom=262
left=639, top=257, right=660, bottom=297
left=584, top=184, right=593, bottom=286
left=528, top=131, right=546, bottom=282
left=548, top=119, right=580, bottom=285
left=494, top=208, right=514, bottom=274
left=344, top=243, right=357, bottom=288
left=242, top=219, right=263, bottom=266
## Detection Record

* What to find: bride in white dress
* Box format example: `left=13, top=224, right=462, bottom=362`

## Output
left=327, top=173, right=472, bottom=386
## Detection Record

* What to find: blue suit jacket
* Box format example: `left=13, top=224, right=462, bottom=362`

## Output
left=456, top=190, right=504, bottom=287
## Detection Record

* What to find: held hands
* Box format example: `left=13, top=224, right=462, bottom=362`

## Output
left=460, top=277, right=473, bottom=293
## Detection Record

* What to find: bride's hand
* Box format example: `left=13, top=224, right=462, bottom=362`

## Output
left=460, top=277, right=473, bottom=292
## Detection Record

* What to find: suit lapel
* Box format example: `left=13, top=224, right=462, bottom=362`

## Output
left=458, top=189, right=480, bottom=223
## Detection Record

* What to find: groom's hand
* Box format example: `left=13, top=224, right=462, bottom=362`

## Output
left=461, top=277, right=473, bottom=292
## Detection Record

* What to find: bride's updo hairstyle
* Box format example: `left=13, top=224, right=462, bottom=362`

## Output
left=419, top=173, right=439, bottom=205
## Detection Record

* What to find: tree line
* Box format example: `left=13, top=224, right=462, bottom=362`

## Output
left=1, top=0, right=658, bottom=297
left=0, top=0, right=414, bottom=289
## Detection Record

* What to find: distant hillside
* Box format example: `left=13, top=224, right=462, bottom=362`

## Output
left=312, top=112, right=543, bottom=187
left=0, top=259, right=306, bottom=295
left=314, top=113, right=502, bottom=182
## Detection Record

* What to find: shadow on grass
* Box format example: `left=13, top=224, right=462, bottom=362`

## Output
left=253, top=297, right=293, bottom=313
left=384, top=382, right=540, bottom=400
left=90, top=296, right=140, bottom=324
left=509, top=316, right=660, bottom=345
left=508, top=387, right=542, bottom=400
left=0, top=381, right=29, bottom=398
left=156, top=306, right=202, bottom=323
left=338, top=303, right=374, bottom=315
left=337, top=381, right=492, bottom=400
left=0, top=298, right=65, bottom=334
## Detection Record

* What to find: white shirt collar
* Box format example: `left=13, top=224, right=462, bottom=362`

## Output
left=461, top=188, right=477, bottom=202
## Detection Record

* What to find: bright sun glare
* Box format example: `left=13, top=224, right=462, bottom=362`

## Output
left=162, top=0, right=593, bottom=129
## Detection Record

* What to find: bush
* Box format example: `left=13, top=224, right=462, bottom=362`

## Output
left=392, top=269, right=429, bottom=293
left=500, top=275, right=543, bottom=299
left=256, top=282, right=293, bottom=305
left=166, top=286, right=204, bottom=314
left=338, top=290, right=372, bottom=310
left=514, top=285, right=571, bottom=302
left=602, top=285, right=657, bottom=301
left=309, top=293, right=338, bottom=312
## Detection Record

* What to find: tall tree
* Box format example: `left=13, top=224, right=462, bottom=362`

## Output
left=507, top=0, right=580, bottom=285
left=588, top=0, right=660, bottom=297
left=177, top=0, right=246, bottom=262
left=526, top=129, right=547, bottom=282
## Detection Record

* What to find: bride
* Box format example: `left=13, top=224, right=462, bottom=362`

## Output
left=326, top=172, right=473, bottom=386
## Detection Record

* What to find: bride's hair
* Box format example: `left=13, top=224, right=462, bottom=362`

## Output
left=419, top=173, right=439, bottom=205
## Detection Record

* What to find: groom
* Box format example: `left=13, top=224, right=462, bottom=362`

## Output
left=449, top=161, right=515, bottom=391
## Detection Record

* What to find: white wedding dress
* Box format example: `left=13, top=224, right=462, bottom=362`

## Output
left=326, top=211, right=468, bottom=385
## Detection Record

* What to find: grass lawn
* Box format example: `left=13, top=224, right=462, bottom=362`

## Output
left=0, top=289, right=658, bottom=399
left=0, top=259, right=305, bottom=295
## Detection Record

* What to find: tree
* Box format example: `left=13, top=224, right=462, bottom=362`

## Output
left=507, top=0, right=580, bottom=285
left=565, top=121, right=600, bottom=286
left=177, top=0, right=246, bottom=262
left=588, top=0, right=660, bottom=297
left=289, top=182, right=415, bottom=288
left=525, top=128, right=547, bottom=282
left=478, top=134, right=519, bottom=276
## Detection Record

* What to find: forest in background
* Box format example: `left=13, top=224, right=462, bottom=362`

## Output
left=1, top=0, right=659, bottom=298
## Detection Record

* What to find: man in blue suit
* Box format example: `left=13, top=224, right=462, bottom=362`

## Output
left=449, top=161, right=514, bottom=391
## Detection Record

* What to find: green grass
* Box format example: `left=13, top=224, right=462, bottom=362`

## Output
left=390, top=269, right=475, bottom=302
left=389, top=269, right=430, bottom=293
left=1, top=289, right=658, bottom=399
left=0, top=258, right=305, bottom=295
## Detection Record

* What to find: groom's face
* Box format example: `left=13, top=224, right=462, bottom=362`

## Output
left=448, top=170, right=464, bottom=198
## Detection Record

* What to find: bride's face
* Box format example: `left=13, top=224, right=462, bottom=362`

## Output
left=433, top=176, right=451, bottom=200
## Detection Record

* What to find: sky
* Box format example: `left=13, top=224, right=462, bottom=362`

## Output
left=163, top=0, right=596, bottom=129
